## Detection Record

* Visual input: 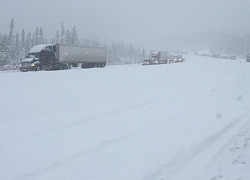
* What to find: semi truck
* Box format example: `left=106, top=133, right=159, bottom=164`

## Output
left=150, top=51, right=185, bottom=64
left=20, top=43, right=106, bottom=72
left=151, top=51, right=169, bottom=64
left=172, top=54, right=185, bottom=63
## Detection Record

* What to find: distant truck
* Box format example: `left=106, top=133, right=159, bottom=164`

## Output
left=151, top=51, right=169, bottom=64
left=143, top=51, right=185, bottom=65
left=171, top=54, right=185, bottom=63
left=20, top=43, right=106, bottom=72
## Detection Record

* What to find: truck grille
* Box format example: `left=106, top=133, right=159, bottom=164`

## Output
left=22, top=62, right=30, bottom=67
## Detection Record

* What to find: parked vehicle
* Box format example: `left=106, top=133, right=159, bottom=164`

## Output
left=246, top=54, right=250, bottom=62
left=20, top=44, right=106, bottom=72
left=142, top=60, right=155, bottom=65
left=172, top=54, right=185, bottom=63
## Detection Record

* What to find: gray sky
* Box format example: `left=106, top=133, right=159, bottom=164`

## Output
left=1, top=0, right=250, bottom=50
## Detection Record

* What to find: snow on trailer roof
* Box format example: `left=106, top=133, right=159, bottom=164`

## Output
left=29, top=44, right=55, bottom=53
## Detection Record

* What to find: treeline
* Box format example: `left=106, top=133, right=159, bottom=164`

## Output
left=209, top=32, right=250, bottom=57
left=210, top=34, right=250, bottom=57
left=107, top=42, right=142, bottom=65
left=0, top=18, right=143, bottom=67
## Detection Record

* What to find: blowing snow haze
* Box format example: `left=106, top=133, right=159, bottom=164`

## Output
left=1, top=0, right=250, bottom=49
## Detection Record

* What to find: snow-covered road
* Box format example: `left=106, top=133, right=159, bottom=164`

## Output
left=1, top=54, right=250, bottom=180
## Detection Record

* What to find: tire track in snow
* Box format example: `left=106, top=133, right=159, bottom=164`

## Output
left=173, top=110, right=250, bottom=180
left=198, top=117, right=250, bottom=180
left=141, top=110, right=250, bottom=180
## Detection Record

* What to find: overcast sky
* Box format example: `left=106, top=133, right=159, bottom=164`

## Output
left=1, top=0, right=250, bottom=50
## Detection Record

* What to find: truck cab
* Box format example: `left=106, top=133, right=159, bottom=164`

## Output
left=20, top=44, right=57, bottom=72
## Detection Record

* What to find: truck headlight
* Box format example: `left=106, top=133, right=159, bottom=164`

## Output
left=31, top=63, right=35, bottom=67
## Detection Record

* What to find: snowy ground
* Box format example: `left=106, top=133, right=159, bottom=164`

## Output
left=0, top=54, right=250, bottom=180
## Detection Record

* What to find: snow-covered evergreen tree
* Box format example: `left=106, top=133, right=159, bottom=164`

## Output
left=60, top=22, right=65, bottom=44
left=35, top=27, right=39, bottom=45
left=1, top=35, right=9, bottom=53
left=54, top=30, right=60, bottom=43
left=141, top=49, right=147, bottom=61
left=25, top=32, right=32, bottom=55
left=21, top=30, right=25, bottom=47
left=8, top=19, right=14, bottom=45
left=65, top=30, right=71, bottom=44
left=39, top=27, right=44, bottom=44
left=0, top=33, right=3, bottom=52
left=20, top=29, right=26, bottom=59
left=71, top=26, right=78, bottom=44
left=8, top=18, right=15, bottom=61
left=0, top=33, right=2, bottom=50
left=0, top=34, right=10, bottom=66
left=15, top=32, right=20, bottom=60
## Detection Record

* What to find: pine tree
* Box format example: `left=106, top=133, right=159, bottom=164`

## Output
left=55, top=30, right=59, bottom=43
left=71, top=26, right=78, bottom=44
left=60, top=22, right=65, bottom=44
left=65, top=30, right=71, bottom=44
left=20, top=29, right=26, bottom=59
left=32, top=33, right=36, bottom=47
left=141, top=49, right=147, bottom=61
left=21, top=30, right=25, bottom=47
left=0, top=34, right=9, bottom=66
left=35, top=27, right=39, bottom=45
left=8, top=18, right=15, bottom=61
left=15, top=32, right=20, bottom=60
left=1, top=35, right=9, bottom=53
left=0, top=33, right=3, bottom=52
left=39, top=27, right=44, bottom=44
left=25, top=32, right=32, bottom=55
left=8, top=18, right=14, bottom=46
left=0, top=34, right=4, bottom=66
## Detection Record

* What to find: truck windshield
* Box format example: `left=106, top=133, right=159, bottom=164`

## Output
left=27, top=53, right=39, bottom=58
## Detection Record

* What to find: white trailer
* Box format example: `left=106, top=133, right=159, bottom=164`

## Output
left=57, top=44, right=106, bottom=68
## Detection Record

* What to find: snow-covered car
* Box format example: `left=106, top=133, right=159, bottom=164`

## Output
left=142, top=60, right=154, bottom=65
left=246, top=54, right=250, bottom=62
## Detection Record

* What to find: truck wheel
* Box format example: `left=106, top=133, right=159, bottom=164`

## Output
left=36, top=66, right=41, bottom=71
